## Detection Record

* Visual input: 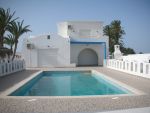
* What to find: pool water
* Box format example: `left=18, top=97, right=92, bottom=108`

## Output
left=10, top=71, right=131, bottom=96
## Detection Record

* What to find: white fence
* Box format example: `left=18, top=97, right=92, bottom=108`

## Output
left=0, top=60, right=25, bottom=77
left=106, top=59, right=150, bottom=79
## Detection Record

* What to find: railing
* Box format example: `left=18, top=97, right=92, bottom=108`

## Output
left=106, top=59, right=150, bottom=79
left=0, top=59, right=25, bottom=77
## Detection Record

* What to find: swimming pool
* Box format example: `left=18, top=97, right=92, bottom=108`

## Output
left=9, top=71, right=132, bottom=96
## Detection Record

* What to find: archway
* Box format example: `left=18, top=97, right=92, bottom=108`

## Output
left=78, top=48, right=98, bottom=66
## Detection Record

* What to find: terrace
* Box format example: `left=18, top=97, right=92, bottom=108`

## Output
left=0, top=67, right=150, bottom=113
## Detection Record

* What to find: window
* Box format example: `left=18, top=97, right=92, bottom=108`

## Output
left=27, top=43, right=34, bottom=49
left=47, top=35, right=50, bottom=39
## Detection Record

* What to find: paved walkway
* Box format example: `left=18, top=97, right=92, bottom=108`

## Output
left=0, top=70, right=38, bottom=94
left=0, top=67, right=150, bottom=113
left=78, top=107, right=150, bottom=113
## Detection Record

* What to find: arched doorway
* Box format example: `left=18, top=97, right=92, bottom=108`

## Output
left=78, top=48, right=98, bottom=66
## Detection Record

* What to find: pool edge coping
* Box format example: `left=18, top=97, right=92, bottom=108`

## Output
left=0, top=69, right=146, bottom=98
left=92, top=70, right=145, bottom=96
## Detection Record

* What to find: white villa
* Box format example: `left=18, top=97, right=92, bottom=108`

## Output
left=1, top=21, right=150, bottom=113
left=22, top=21, right=109, bottom=68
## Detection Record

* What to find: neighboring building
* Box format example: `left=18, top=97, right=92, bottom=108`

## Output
left=22, top=21, right=109, bottom=68
left=113, top=45, right=150, bottom=63
left=122, top=54, right=150, bottom=63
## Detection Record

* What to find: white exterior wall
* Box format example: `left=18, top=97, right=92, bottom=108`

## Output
left=71, top=44, right=104, bottom=66
left=57, top=21, right=109, bottom=66
left=58, top=21, right=103, bottom=38
left=57, top=22, right=69, bottom=38
left=22, top=21, right=109, bottom=68
left=22, top=34, right=71, bottom=67
left=70, top=36, right=109, bottom=59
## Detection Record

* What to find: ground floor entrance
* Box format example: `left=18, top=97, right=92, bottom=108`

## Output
left=78, top=48, right=98, bottom=66
left=70, top=42, right=106, bottom=66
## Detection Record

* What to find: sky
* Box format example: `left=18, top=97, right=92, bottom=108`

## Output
left=0, top=0, right=150, bottom=53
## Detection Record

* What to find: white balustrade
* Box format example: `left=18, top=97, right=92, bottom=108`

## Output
left=105, top=59, right=150, bottom=79
left=0, top=59, right=25, bottom=77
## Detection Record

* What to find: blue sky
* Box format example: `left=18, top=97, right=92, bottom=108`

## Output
left=0, top=0, right=150, bottom=53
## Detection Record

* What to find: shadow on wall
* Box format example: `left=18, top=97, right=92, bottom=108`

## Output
left=78, top=48, right=98, bottom=66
